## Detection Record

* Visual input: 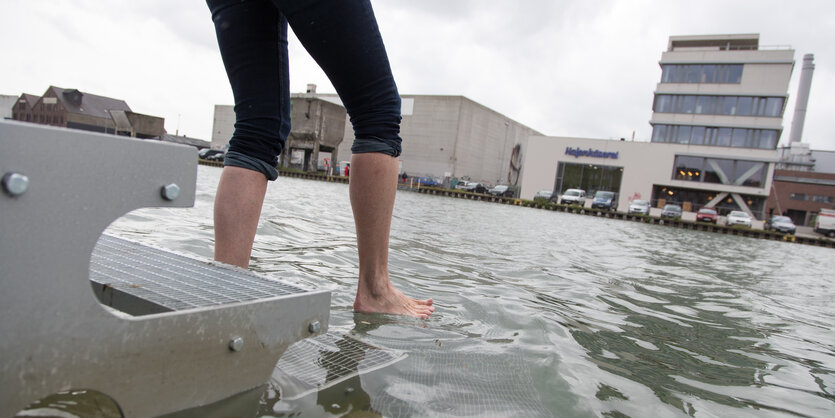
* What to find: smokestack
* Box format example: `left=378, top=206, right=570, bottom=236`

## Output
left=789, top=54, right=815, bottom=143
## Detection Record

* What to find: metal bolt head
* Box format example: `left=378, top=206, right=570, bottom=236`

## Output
left=229, top=337, right=244, bottom=352
left=2, top=172, right=29, bottom=196
left=161, top=183, right=180, bottom=201
left=308, top=320, right=321, bottom=334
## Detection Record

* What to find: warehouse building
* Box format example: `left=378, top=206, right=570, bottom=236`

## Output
left=212, top=88, right=542, bottom=188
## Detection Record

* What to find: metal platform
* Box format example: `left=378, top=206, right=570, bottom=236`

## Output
left=0, top=120, right=331, bottom=417
left=90, top=234, right=311, bottom=315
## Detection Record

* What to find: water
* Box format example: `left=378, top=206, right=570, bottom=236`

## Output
left=40, top=166, right=835, bottom=416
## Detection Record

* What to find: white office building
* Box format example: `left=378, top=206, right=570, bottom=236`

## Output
left=520, top=34, right=796, bottom=220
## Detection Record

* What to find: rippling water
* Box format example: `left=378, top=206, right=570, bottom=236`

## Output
left=65, top=166, right=835, bottom=416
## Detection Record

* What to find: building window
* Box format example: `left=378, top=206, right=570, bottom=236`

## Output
left=661, top=64, right=743, bottom=84
left=554, top=162, right=624, bottom=197
left=672, top=156, right=766, bottom=188
left=653, top=94, right=785, bottom=117
left=652, top=124, right=780, bottom=150
left=790, top=193, right=809, bottom=201
left=812, top=195, right=834, bottom=204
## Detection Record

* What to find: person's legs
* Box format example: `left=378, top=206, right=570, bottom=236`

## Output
left=349, top=153, right=434, bottom=319
left=214, top=167, right=267, bottom=268
left=207, top=0, right=290, bottom=267
left=281, top=0, right=433, bottom=318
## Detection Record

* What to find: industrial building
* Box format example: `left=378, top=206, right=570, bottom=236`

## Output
left=10, top=86, right=165, bottom=139
left=521, top=34, right=798, bottom=220
left=211, top=87, right=542, bottom=187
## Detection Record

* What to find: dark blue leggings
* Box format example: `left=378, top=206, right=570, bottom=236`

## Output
left=206, top=0, right=402, bottom=180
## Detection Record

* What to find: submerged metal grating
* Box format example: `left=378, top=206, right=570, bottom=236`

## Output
left=90, top=234, right=309, bottom=311
left=368, top=351, right=552, bottom=417
left=273, top=332, right=406, bottom=400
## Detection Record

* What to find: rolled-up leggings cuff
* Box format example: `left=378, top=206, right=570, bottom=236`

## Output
left=351, top=137, right=401, bottom=157
left=224, top=151, right=279, bottom=181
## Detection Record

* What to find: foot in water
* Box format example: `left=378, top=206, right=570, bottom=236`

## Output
left=353, top=284, right=434, bottom=319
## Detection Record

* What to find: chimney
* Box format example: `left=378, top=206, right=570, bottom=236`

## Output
left=306, top=83, right=317, bottom=94
left=789, top=54, right=815, bottom=143
left=62, top=89, right=83, bottom=106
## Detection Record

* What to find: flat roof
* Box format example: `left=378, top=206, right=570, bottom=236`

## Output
left=668, top=34, right=759, bottom=51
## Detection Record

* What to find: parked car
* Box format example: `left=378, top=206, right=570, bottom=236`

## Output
left=696, top=207, right=718, bottom=223
left=627, top=199, right=650, bottom=215
left=415, top=176, right=441, bottom=187
left=559, top=189, right=586, bottom=206
left=591, top=191, right=618, bottom=211
left=766, top=215, right=796, bottom=234
left=198, top=148, right=225, bottom=161
left=660, top=204, right=682, bottom=219
left=488, top=184, right=514, bottom=197
left=534, top=190, right=553, bottom=200
left=726, top=211, right=752, bottom=227
left=460, top=181, right=488, bottom=194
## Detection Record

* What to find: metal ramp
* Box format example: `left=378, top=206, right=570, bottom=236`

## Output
left=0, top=120, right=331, bottom=417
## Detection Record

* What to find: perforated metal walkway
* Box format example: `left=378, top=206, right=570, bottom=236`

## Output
left=90, top=234, right=310, bottom=315
left=273, top=332, right=407, bottom=400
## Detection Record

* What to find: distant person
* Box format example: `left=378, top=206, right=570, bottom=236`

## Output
left=401, top=172, right=408, bottom=183
left=206, top=0, right=433, bottom=318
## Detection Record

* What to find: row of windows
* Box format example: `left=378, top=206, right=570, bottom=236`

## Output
left=13, top=113, right=65, bottom=125
left=661, top=64, right=743, bottom=84
left=652, top=124, right=779, bottom=150
left=653, top=94, right=785, bottom=117
left=789, top=193, right=834, bottom=204
left=673, top=155, right=766, bottom=188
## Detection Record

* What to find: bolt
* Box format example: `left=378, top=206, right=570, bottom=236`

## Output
left=229, top=337, right=244, bottom=352
left=2, top=172, right=29, bottom=196
left=161, top=183, right=180, bottom=201
left=308, top=320, right=321, bottom=334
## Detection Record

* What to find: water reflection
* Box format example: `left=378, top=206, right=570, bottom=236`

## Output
left=87, top=166, right=835, bottom=416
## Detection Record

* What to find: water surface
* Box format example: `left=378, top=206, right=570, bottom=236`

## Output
left=89, top=166, right=835, bottom=416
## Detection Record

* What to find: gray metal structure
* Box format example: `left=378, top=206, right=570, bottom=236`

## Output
left=0, top=120, right=331, bottom=416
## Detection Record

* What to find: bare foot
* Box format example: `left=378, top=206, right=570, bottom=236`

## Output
left=353, top=283, right=435, bottom=319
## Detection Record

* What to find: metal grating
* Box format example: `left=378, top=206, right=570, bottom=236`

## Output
left=90, top=234, right=309, bottom=311
left=273, top=332, right=406, bottom=400
left=367, top=351, right=552, bottom=417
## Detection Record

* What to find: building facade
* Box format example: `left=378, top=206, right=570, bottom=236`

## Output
left=10, top=86, right=164, bottom=138
left=333, top=94, right=542, bottom=186
left=520, top=136, right=777, bottom=219
left=520, top=34, right=795, bottom=220
left=212, top=93, right=542, bottom=186
left=767, top=170, right=835, bottom=226
left=647, top=34, right=793, bottom=217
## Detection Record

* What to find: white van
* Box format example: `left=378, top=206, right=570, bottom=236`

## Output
left=559, top=189, right=586, bottom=206
left=815, top=208, right=835, bottom=238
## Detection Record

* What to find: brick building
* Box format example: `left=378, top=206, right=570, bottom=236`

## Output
left=11, top=86, right=164, bottom=139
left=766, top=170, right=835, bottom=226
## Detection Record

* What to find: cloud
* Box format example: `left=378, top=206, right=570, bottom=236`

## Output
left=1, top=0, right=833, bottom=150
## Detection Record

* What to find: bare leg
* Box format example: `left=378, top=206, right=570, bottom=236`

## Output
left=350, top=153, right=435, bottom=319
left=214, top=166, right=268, bottom=268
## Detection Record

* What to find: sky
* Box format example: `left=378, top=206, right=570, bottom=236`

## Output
left=3, top=0, right=834, bottom=150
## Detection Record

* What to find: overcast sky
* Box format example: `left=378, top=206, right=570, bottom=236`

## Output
left=3, top=0, right=833, bottom=150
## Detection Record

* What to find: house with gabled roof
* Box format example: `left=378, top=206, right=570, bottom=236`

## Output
left=11, top=86, right=165, bottom=139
